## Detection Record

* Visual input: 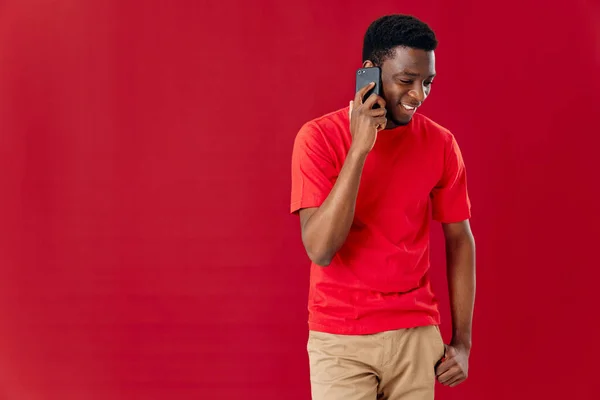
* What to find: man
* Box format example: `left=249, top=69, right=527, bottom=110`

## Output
left=290, top=14, right=476, bottom=400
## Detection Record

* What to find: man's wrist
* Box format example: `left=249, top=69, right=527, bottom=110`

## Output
left=450, top=334, right=472, bottom=352
left=348, top=145, right=370, bottom=161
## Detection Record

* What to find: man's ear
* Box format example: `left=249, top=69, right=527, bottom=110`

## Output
left=362, top=60, right=375, bottom=68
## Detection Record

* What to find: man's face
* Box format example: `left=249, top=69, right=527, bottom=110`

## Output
left=365, top=46, right=436, bottom=127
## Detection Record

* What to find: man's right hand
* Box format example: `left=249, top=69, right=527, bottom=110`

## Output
left=349, top=82, right=387, bottom=155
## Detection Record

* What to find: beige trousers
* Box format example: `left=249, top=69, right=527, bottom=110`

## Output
left=307, top=325, right=445, bottom=400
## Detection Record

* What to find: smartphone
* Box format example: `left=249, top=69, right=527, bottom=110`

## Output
left=355, top=66, right=382, bottom=108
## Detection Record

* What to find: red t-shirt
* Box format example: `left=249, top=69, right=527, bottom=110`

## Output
left=290, top=106, right=471, bottom=335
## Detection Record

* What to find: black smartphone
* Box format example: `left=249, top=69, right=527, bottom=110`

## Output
left=356, top=66, right=382, bottom=108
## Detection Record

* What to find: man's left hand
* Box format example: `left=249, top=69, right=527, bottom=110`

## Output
left=435, top=343, right=470, bottom=387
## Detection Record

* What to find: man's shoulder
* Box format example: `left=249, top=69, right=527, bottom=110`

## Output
left=295, top=106, right=350, bottom=144
left=308, top=106, right=349, bottom=127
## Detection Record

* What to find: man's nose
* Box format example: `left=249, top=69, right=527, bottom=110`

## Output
left=408, top=86, right=426, bottom=103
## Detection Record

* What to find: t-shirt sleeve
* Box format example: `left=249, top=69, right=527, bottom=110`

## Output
left=431, top=135, right=472, bottom=223
left=290, top=123, right=337, bottom=214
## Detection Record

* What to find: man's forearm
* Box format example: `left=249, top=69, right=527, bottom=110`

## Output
left=445, top=231, right=476, bottom=350
left=302, top=148, right=367, bottom=266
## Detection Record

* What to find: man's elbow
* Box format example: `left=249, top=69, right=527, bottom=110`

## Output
left=311, top=256, right=332, bottom=267
left=301, top=226, right=334, bottom=266
left=305, top=246, right=333, bottom=267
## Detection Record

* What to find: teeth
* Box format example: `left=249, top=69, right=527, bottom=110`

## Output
left=403, top=104, right=415, bottom=110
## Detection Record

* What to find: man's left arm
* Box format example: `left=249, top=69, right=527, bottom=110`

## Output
left=435, top=219, right=476, bottom=387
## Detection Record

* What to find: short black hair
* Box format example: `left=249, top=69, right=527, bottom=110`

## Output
left=362, top=15, right=438, bottom=65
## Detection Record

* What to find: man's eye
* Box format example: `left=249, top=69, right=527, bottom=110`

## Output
left=425, top=81, right=433, bottom=86
left=399, top=80, right=412, bottom=84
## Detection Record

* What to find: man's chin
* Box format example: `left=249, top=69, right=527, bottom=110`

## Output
left=383, top=108, right=413, bottom=128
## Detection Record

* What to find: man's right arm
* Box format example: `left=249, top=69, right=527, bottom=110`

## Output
left=299, top=84, right=387, bottom=266
left=299, top=148, right=368, bottom=266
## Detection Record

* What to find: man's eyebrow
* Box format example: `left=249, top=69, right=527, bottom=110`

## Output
left=394, top=71, right=420, bottom=77
left=393, top=71, right=437, bottom=78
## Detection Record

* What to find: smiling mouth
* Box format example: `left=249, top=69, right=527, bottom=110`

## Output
left=401, top=104, right=418, bottom=111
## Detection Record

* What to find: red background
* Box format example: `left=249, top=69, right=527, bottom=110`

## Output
left=1, top=1, right=599, bottom=399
